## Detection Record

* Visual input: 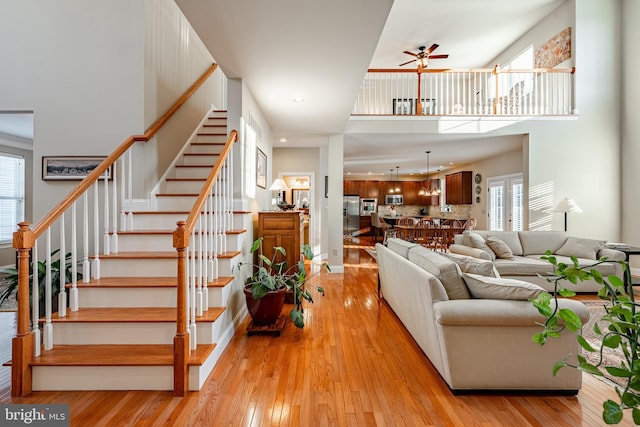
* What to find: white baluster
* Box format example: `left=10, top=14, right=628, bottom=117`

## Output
left=112, top=161, right=119, bottom=252
left=120, top=156, right=128, bottom=231
left=196, top=216, right=203, bottom=317
left=70, top=201, right=78, bottom=311
left=189, top=234, right=197, bottom=350
left=58, top=213, right=67, bottom=318
left=32, top=240, right=41, bottom=357
left=44, top=229, right=53, bottom=350
left=103, top=175, right=110, bottom=255
left=83, top=192, right=90, bottom=282
left=92, top=181, right=101, bottom=279
left=207, top=192, right=215, bottom=283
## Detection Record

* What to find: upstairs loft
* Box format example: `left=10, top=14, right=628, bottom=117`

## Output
left=350, top=66, right=577, bottom=133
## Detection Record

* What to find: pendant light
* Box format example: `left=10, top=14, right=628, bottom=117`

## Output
left=435, top=168, right=442, bottom=194
left=395, top=166, right=401, bottom=192
left=388, top=169, right=394, bottom=193
left=426, top=150, right=435, bottom=196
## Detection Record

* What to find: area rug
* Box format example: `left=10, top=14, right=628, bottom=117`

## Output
left=581, top=301, right=627, bottom=388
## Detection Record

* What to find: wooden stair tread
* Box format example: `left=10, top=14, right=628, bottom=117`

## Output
left=65, top=276, right=233, bottom=288
left=116, top=229, right=246, bottom=235
left=99, top=250, right=241, bottom=259
left=165, top=178, right=207, bottom=181
left=30, top=344, right=215, bottom=366
left=183, top=153, right=219, bottom=156
left=45, top=307, right=225, bottom=323
left=175, top=165, right=214, bottom=168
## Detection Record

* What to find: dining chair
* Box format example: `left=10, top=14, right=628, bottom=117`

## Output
left=371, top=212, right=391, bottom=243
left=395, top=217, right=416, bottom=241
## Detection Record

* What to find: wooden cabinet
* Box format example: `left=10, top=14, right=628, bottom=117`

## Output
left=344, top=180, right=359, bottom=196
left=445, top=171, right=473, bottom=204
left=257, top=211, right=303, bottom=273
left=359, top=215, right=372, bottom=236
left=402, top=181, right=421, bottom=205
left=378, top=182, right=395, bottom=202
left=360, top=181, right=378, bottom=199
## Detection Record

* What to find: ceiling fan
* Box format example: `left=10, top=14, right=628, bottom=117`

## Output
left=399, top=43, right=449, bottom=68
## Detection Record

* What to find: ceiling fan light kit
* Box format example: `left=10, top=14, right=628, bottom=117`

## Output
left=399, top=43, right=449, bottom=68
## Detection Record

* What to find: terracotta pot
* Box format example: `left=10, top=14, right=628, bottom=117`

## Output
left=244, top=285, right=286, bottom=326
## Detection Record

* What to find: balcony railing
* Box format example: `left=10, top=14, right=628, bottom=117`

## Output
left=352, top=66, right=575, bottom=117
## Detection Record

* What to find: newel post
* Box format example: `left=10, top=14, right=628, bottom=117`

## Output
left=12, top=222, right=35, bottom=397
left=173, top=221, right=190, bottom=396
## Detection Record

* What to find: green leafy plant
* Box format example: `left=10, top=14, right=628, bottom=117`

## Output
left=0, top=249, right=82, bottom=315
left=531, top=250, right=639, bottom=425
left=239, top=237, right=330, bottom=328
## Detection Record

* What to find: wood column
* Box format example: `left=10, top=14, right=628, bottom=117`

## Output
left=11, top=222, right=35, bottom=397
left=173, top=221, right=189, bottom=396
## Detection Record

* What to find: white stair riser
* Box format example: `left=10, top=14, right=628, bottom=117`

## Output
left=77, top=287, right=177, bottom=307
left=205, top=118, right=226, bottom=125
left=180, top=154, right=218, bottom=166
left=129, top=213, right=186, bottom=230
left=100, top=258, right=177, bottom=277
left=52, top=322, right=176, bottom=345
left=100, top=257, right=235, bottom=278
left=76, top=286, right=224, bottom=308
left=117, top=234, right=173, bottom=252
left=33, top=366, right=174, bottom=391
left=162, top=180, right=206, bottom=194
left=174, top=166, right=212, bottom=179
left=196, top=134, right=227, bottom=143
left=188, top=143, right=224, bottom=154
left=155, top=195, right=198, bottom=210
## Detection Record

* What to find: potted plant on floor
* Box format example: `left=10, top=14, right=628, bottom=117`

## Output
left=531, top=252, right=638, bottom=425
left=240, top=237, right=330, bottom=329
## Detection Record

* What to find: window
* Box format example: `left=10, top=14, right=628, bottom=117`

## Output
left=0, top=153, right=25, bottom=244
left=489, top=45, right=534, bottom=98
left=487, top=173, right=523, bottom=231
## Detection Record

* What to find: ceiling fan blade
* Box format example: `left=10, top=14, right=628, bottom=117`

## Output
left=399, top=59, right=417, bottom=67
left=403, top=50, right=418, bottom=57
left=425, top=43, right=439, bottom=54
left=427, top=54, right=449, bottom=59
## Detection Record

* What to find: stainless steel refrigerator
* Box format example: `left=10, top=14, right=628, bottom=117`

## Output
left=343, top=195, right=360, bottom=236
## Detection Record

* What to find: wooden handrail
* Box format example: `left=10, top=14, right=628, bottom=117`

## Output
left=30, top=63, right=219, bottom=240
left=367, top=67, right=575, bottom=74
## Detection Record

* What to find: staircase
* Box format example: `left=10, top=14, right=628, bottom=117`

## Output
left=29, top=111, right=249, bottom=392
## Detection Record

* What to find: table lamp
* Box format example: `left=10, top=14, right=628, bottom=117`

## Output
left=269, top=178, right=289, bottom=207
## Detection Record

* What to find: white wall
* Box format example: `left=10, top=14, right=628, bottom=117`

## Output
left=0, top=0, right=146, bottom=222
left=488, top=0, right=621, bottom=240
left=622, top=0, right=640, bottom=249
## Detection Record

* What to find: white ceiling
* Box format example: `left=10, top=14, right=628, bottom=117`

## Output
left=0, top=0, right=565, bottom=177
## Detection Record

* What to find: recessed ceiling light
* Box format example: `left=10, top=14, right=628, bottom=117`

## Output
left=293, top=97, right=304, bottom=103
left=367, top=172, right=372, bottom=175
left=280, top=138, right=287, bottom=142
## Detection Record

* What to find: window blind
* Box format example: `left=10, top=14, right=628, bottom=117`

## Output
left=0, top=153, right=25, bottom=244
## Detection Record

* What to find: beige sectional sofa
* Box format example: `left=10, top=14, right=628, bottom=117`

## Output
left=376, top=238, right=588, bottom=393
left=449, top=230, right=626, bottom=293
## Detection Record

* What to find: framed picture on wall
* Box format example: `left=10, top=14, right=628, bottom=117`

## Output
left=42, top=156, right=112, bottom=181
left=256, top=148, right=267, bottom=189
left=392, top=98, right=413, bottom=115
left=416, top=98, right=436, bottom=115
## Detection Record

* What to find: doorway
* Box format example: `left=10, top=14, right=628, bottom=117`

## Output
left=487, top=173, right=524, bottom=231
left=278, top=172, right=317, bottom=253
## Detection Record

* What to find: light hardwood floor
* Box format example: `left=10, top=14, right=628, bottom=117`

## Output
left=0, top=236, right=634, bottom=426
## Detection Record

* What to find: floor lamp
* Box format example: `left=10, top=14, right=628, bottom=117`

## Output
left=552, top=197, right=582, bottom=231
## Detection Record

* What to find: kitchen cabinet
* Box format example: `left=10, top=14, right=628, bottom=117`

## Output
left=360, top=180, right=379, bottom=199
left=378, top=181, right=397, bottom=202
left=359, top=215, right=372, bottom=236
left=402, top=181, right=421, bottom=205
left=344, top=180, right=359, bottom=196
left=445, top=171, right=473, bottom=204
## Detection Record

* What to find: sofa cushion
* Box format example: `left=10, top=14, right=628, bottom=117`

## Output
left=408, top=246, right=470, bottom=300
left=443, top=252, right=499, bottom=278
left=449, top=244, right=492, bottom=260
left=467, top=233, right=496, bottom=261
left=518, top=231, right=568, bottom=256
left=555, top=237, right=605, bottom=260
left=386, top=238, right=419, bottom=259
left=462, top=273, right=546, bottom=300
left=486, top=236, right=514, bottom=260
left=495, top=256, right=555, bottom=276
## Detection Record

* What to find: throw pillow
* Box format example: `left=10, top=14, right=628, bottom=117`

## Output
left=407, top=246, right=470, bottom=300
left=443, top=252, right=499, bottom=278
left=467, top=233, right=496, bottom=261
left=461, top=273, right=546, bottom=300
left=486, top=236, right=514, bottom=260
left=555, top=237, right=605, bottom=260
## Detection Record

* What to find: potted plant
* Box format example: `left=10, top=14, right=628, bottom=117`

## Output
left=531, top=251, right=639, bottom=425
left=240, top=237, right=329, bottom=329
left=0, top=249, right=81, bottom=316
